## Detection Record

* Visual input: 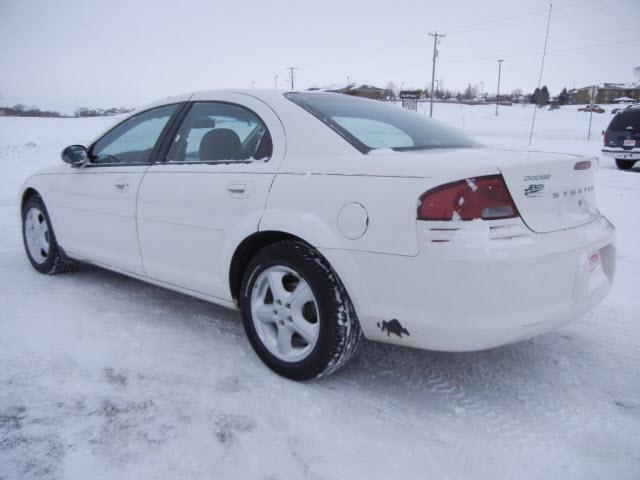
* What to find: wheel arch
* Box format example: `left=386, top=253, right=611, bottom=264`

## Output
left=227, top=229, right=369, bottom=336
left=228, top=230, right=310, bottom=302
left=21, top=187, right=41, bottom=211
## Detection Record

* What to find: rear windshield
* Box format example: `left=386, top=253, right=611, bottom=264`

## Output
left=608, top=110, right=640, bottom=132
left=285, top=92, right=479, bottom=153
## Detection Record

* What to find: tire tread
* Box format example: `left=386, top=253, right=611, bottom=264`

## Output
left=22, top=194, right=78, bottom=275
left=240, top=240, right=361, bottom=380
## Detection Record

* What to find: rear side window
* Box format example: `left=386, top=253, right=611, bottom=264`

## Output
left=166, top=102, right=272, bottom=163
left=333, top=117, right=413, bottom=148
left=286, top=92, right=479, bottom=153
left=608, top=111, right=640, bottom=132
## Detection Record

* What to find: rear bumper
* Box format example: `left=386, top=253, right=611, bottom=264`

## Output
left=601, top=148, right=640, bottom=160
left=321, top=216, right=615, bottom=351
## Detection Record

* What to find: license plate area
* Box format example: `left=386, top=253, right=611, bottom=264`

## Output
left=623, top=139, right=636, bottom=147
left=588, top=251, right=600, bottom=273
left=588, top=250, right=607, bottom=292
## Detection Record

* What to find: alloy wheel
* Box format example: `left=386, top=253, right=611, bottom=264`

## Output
left=250, top=266, right=320, bottom=363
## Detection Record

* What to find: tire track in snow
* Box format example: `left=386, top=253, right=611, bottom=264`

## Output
left=307, top=336, right=611, bottom=469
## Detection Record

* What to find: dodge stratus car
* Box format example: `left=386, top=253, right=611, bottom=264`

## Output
left=20, top=90, right=615, bottom=379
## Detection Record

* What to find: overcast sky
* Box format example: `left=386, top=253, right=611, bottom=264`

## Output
left=1, top=0, right=639, bottom=112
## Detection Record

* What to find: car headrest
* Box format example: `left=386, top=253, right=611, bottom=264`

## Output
left=192, top=116, right=216, bottom=129
left=199, top=128, right=241, bottom=161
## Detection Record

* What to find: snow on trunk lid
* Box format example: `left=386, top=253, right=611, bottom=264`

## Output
left=496, top=151, right=599, bottom=233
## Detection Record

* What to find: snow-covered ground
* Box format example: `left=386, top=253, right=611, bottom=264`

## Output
left=1, top=104, right=639, bottom=480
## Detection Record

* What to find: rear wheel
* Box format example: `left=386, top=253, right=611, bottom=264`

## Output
left=22, top=194, right=76, bottom=274
left=615, top=158, right=636, bottom=170
left=239, top=240, right=361, bottom=380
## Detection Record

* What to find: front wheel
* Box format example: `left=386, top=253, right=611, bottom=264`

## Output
left=22, top=194, right=76, bottom=274
left=239, top=241, right=361, bottom=380
left=615, top=158, right=636, bottom=170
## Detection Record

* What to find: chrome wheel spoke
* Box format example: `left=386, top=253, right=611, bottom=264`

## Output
left=276, top=326, right=293, bottom=355
left=266, top=270, right=288, bottom=302
left=291, top=313, right=317, bottom=344
left=37, top=236, right=48, bottom=252
left=254, top=304, right=275, bottom=324
left=288, top=280, right=313, bottom=310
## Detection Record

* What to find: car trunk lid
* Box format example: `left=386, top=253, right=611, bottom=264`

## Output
left=492, top=149, right=599, bottom=233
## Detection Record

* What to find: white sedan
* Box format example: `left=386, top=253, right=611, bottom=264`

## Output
left=20, top=90, right=615, bottom=380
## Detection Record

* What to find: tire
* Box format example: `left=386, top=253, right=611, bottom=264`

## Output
left=22, top=194, right=77, bottom=274
left=615, top=158, right=636, bottom=170
left=239, top=240, right=361, bottom=380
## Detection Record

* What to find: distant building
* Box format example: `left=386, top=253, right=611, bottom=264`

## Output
left=567, top=83, right=640, bottom=104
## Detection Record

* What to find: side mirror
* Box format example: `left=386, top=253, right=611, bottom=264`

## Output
left=61, top=145, right=89, bottom=166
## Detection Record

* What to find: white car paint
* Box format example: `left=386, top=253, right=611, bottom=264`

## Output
left=20, top=89, right=615, bottom=352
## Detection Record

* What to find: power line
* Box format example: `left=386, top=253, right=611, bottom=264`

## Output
left=296, top=0, right=630, bottom=73
left=443, top=0, right=611, bottom=34
left=363, top=33, right=640, bottom=86
left=300, top=34, right=425, bottom=69
left=439, top=24, right=639, bottom=62
left=529, top=3, right=553, bottom=147
left=298, top=6, right=553, bottom=70
left=440, top=36, right=640, bottom=64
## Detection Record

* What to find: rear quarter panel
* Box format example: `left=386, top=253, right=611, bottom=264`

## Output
left=261, top=173, right=429, bottom=256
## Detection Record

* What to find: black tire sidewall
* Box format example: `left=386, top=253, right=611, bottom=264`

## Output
left=22, top=195, right=59, bottom=274
left=615, top=159, right=635, bottom=170
left=239, top=242, right=341, bottom=380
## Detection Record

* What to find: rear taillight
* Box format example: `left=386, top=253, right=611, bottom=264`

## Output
left=417, top=175, right=519, bottom=221
left=604, top=131, right=609, bottom=144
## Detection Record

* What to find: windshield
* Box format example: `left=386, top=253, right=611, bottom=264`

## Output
left=285, top=92, right=480, bottom=153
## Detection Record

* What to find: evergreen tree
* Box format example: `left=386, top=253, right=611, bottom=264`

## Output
left=530, top=88, right=540, bottom=105
left=558, top=87, right=568, bottom=104
left=539, top=86, right=550, bottom=105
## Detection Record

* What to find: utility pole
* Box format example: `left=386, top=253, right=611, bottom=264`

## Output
left=428, top=32, right=445, bottom=118
left=587, top=85, right=598, bottom=140
left=495, top=59, right=503, bottom=116
left=480, top=81, right=484, bottom=99
left=347, top=75, right=351, bottom=88
left=274, top=75, right=279, bottom=89
left=286, top=67, right=297, bottom=90
left=251, top=80, right=255, bottom=89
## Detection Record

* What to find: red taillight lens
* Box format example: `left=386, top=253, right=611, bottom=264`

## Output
left=603, top=131, right=609, bottom=144
left=574, top=160, right=591, bottom=170
left=417, top=175, right=519, bottom=221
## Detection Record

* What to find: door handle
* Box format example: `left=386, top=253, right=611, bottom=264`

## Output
left=226, top=181, right=254, bottom=199
left=114, top=179, right=129, bottom=192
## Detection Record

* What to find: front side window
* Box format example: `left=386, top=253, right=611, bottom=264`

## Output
left=91, top=104, right=178, bottom=164
left=166, top=102, right=272, bottom=163
left=286, top=92, right=479, bottom=153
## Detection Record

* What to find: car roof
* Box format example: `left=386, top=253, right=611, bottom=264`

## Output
left=139, top=89, right=296, bottom=110
left=138, top=89, right=352, bottom=112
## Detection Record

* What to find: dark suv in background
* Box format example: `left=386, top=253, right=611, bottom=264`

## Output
left=602, top=106, right=640, bottom=170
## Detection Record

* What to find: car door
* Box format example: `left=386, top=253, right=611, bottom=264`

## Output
left=136, top=93, right=286, bottom=301
left=49, top=103, right=181, bottom=274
